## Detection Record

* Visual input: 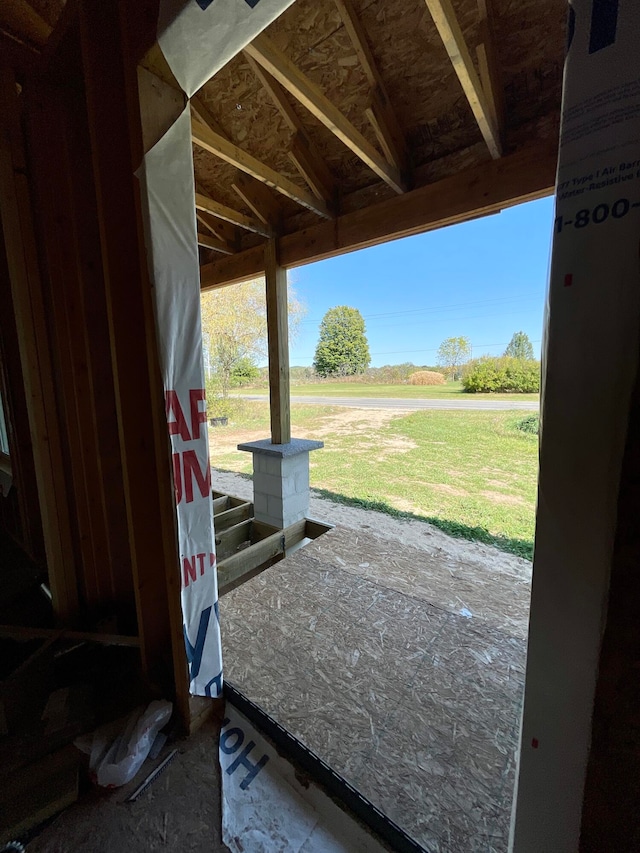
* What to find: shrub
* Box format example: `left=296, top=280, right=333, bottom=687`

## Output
left=462, top=356, right=540, bottom=393
left=515, top=414, right=540, bottom=435
left=408, top=370, right=446, bottom=386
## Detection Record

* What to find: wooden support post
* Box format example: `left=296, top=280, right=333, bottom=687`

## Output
left=0, top=68, right=79, bottom=623
left=79, top=0, right=189, bottom=725
left=264, top=239, right=290, bottom=445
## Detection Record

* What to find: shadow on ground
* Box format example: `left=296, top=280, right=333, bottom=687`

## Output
left=213, top=468, right=534, bottom=561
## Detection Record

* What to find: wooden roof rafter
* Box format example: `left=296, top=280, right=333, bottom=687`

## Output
left=195, top=190, right=272, bottom=238
left=476, top=0, right=506, bottom=149
left=195, top=192, right=240, bottom=247
left=231, top=170, right=284, bottom=229
left=424, top=0, right=502, bottom=159
left=244, top=33, right=406, bottom=194
left=191, top=94, right=286, bottom=232
left=197, top=231, right=235, bottom=254
left=333, top=0, right=409, bottom=179
left=201, top=141, right=557, bottom=289
left=191, top=117, right=332, bottom=219
left=243, top=52, right=338, bottom=210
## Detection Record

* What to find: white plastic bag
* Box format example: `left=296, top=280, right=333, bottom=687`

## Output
left=75, top=700, right=173, bottom=787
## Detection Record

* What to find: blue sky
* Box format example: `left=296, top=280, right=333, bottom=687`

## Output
left=287, top=196, right=555, bottom=368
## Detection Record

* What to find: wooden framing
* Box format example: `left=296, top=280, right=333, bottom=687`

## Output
left=288, top=133, right=336, bottom=207
left=217, top=517, right=332, bottom=596
left=232, top=170, right=282, bottom=229
left=244, top=34, right=406, bottom=194
left=264, top=239, right=291, bottom=444
left=195, top=190, right=272, bottom=237
left=0, top=624, right=141, bottom=647
left=197, top=232, right=234, bottom=254
left=476, top=0, right=506, bottom=146
left=424, top=0, right=502, bottom=159
left=0, top=0, right=564, bottom=752
left=214, top=501, right=253, bottom=532
left=0, top=68, right=79, bottom=623
left=79, top=3, right=189, bottom=723
left=201, top=142, right=557, bottom=288
left=333, top=0, right=408, bottom=176
left=196, top=207, right=238, bottom=247
left=244, top=52, right=338, bottom=202
left=192, top=119, right=331, bottom=218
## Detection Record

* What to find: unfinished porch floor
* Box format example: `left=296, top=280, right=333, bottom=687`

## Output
left=217, top=475, right=532, bottom=853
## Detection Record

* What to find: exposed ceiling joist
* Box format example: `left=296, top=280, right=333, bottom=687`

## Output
left=195, top=191, right=271, bottom=237
left=424, top=0, right=502, bottom=159
left=244, top=52, right=300, bottom=135
left=192, top=95, right=284, bottom=233
left=195, top=193, right=239, bottom=246
left=333, top=0, right=408, bottom=175
left=476, top=0, right=505, bottom=147
left=190, top=95, right=227, bottom=136
left=244, top=34, right=406, bottom=194
left=191, top=118, right=331, bottom=219
left=196, top=211, right=236, bottom=249
left=244, top=52, right=339, bottom=206
left=197, top=232, right=235, bottom=254
left=364, top=89, right=407, bottom=175
left=232, top=170, right=283, bottom=228
left=288, top=133, right=336, bottom=208
left=200, top=142, right=557, bottom=289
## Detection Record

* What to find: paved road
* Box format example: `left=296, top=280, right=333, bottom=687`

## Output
left=240, top=394, right=539, bottom=411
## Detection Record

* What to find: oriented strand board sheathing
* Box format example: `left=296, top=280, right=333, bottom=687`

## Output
left=220, top=525, right=530, bottom=852
left=193, top=0, right=564, bottom=242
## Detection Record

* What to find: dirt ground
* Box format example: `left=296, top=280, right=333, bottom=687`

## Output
left=212, top=468, right=531, bottom=578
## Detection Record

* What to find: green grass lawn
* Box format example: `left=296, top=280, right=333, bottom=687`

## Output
left=210, top=402, right=539, bottom=560
left=238, top=381, right=539, bottom=402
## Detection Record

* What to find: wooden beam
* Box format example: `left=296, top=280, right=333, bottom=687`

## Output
left=192, top=119, right=331, bottom=219
left=0, top=624, right=141, bottom=646
left=190, top=95, right=226, bottom=136
left=193, top=97, right=283, bottom=231
left=215, top=518, right=253, bottom=561
left=265, top=239, right=290, bottom=445
left=245, top=53, right=339, bottom=207
left=215, top=501, right=253, bottom=532
left=288, top=133, right=336, bottom=207
left=218, top=518, right=307, bottom=596
left=244, top=52, right=301, bottom=134
left=245, top=34, right=406, bottom=194
left=195, top=201, right=238, bottom=246
left=80, top=7, right=189, bottom=723
left=232, top=170, right=282, bottom=229
left=197, top=232, right=234, bottom=254
left=201, top=142, right=557, bottom=288
left=476, top=0, right=505, bottom=146
left=0, top=68, right=79, bottom=622
left=424, top=0, right=501, bottom=159
left=333, top=0, right=408, bottom=175
left=195, top=191, right=271, bottom=237
left=213, top=494, right=230, bottom=514
left=364, top=89, right=408, bottom=175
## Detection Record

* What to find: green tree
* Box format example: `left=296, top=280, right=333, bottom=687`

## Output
left=313, top=306, right=371, bottom=377
left=436, top=336, right=472, bottom=380
left=504, top=331, right=535, bottom=360
left=201, top=278, right=304, bottom=405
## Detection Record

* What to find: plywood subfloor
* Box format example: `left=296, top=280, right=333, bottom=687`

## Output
left=220, top=524, right=530, bottom=852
